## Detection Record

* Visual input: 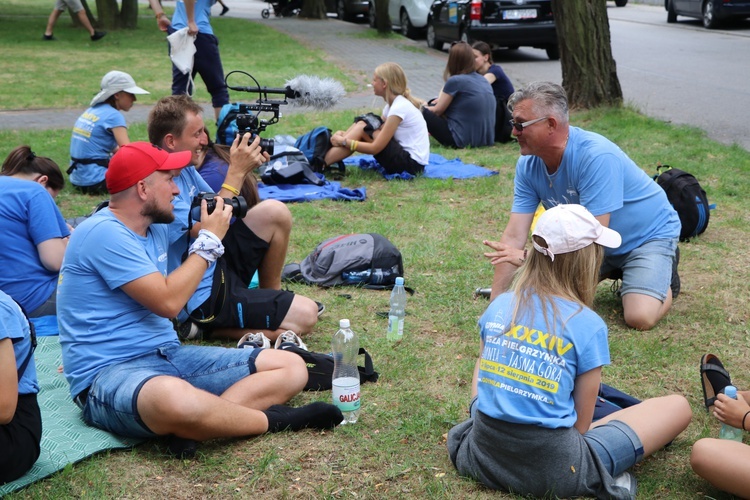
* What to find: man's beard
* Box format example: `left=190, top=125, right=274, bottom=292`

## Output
left=141, top=198, right=175, bottom=224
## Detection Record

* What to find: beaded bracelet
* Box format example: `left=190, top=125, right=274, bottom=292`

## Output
left=743, top=410, right=750, bottom=431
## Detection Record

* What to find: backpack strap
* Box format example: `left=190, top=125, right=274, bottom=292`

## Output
left=67, top=157, right=110, bottom=174
left=357, top=347, right=379, bottom=383
left=11, top=299, right=37, bottom=381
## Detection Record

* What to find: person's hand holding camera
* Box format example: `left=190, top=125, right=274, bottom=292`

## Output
left=230, top=132, right=269, bottom=176
left=198, top=197, right=232, bottom=242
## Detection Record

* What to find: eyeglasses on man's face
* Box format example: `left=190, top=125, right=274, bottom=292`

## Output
left=509, top=116, right=549, bottom=132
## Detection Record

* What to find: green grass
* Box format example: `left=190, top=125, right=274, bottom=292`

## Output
left=3, top=3, right=750, bottom=499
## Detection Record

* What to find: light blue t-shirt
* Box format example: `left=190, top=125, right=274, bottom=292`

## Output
left=476, top=292, right=610, bottom=429
left=69, top=103, right=126, bottom=187
left=443, top=72, right=496, bottom=148
left=0, top=177, right=69, bottom=312
left=171, top=0, right=215, bottom=34
left=169, top=167, right=215, bottom=322
left=512, top=126, right=680, bottom=256
left=57, top=208, right=179, bottom=398
left=0, top=290, right=38, bottom=395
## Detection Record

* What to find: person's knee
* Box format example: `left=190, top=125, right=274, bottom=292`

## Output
left=138, top=377, right=205, bottom=430
left=623, top=308, right=659, bottom=331
left=250, top=200, right=292, bottom=232
left=690, top=438, right=716, bottom=476
left=665, top=394, right=692, bottom=428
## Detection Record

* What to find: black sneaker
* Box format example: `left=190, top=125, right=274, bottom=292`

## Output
left=671, top=246, right=681, bottom=299
left=43, top=34, right=56, bottom=41
left=91, top=31, right=106, bottom=41
left=220, top=5, right=230, bottom=15
left=316, top=301, right=325, bottom=317
left=168, top=435, right=198, bottom=459
left=175, top=320, right=202, bottom=340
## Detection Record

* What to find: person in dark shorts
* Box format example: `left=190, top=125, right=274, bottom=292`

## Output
left=324, top=62, right=430, bottom=176
left=147, top=95, right=321, bottom=344
left=0, top=290, right=42, bottom=484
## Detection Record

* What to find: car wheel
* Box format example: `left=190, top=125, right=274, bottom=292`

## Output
left=545, top=44, right=560, bottom=61
left=400, top=10, right=417, bottom=38
left=261, top=8, right=270, bottom=18
left=615, top=0, right=627, bottom=5
left=368, top=2, right=376, bottom=27
left=426, top=22, right=441, bottom=50
left=702, top=0, right=720, bottom=28
left=666, top=0, right=677, bottom=23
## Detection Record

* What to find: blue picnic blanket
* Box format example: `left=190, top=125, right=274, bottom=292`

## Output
left=258, top=180, right=366, bottom=203
left=343, top=153, right=499, bottom=180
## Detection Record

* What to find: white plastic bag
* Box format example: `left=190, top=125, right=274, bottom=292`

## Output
left=167, top=28, right=196, bottom=95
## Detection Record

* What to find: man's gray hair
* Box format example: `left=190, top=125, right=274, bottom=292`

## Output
left=508, top=82, right=569, bottom=124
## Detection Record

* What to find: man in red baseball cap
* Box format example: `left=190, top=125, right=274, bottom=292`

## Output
left=57, top=142, right=342, bottom=457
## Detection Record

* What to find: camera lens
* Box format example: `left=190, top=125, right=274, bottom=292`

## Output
left=259, top=137, right=274, bottom=156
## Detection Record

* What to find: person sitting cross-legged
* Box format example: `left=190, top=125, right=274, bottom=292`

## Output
left=57, top=142, right=342, bottom=457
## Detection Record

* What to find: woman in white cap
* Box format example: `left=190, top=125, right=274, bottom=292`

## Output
left=447, top=204, right=692, bottom=498
left=68, top=70, right=149, bottom=195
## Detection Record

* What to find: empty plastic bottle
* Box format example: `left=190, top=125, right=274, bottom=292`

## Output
left=719, top=386, right=744, bottom=442
left=387, top=277, right=406, bottom=341
left=331, top=319, right=360, bottom=424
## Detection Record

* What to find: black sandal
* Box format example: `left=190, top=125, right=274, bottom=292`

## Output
left=700, top=353, right=732, bottom=410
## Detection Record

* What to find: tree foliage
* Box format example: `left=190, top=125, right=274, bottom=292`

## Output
left=552, top=0, right=622, bottom=109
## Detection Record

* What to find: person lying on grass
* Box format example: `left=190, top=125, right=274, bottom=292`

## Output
left=57, top=143, right=342, bottom=458
left=450, top=204, right=692, bottom=498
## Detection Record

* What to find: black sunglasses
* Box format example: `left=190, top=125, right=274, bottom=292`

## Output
left=509, top=116, right=549, bottom=132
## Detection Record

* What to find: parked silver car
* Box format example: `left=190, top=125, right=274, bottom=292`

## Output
left=368, top=0, right=432, bottom=38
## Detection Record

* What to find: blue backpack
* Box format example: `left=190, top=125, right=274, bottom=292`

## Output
left=215, top=103, right=244, bottom=146
left=294, top=126, right=332, bottom=173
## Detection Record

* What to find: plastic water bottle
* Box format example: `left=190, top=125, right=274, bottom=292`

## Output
left=719, top=386, right=744, bottom=442
left=387, top=277, right=406, bottom=341
left=331, top=319, right=361, bottom=424
left=342, top=269, right=371, bottom=284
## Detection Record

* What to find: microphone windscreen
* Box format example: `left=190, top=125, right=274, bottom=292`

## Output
left=285, top=75, right=345, bottom=109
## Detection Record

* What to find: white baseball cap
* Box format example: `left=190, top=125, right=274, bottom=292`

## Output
left=532, top=204, right=621, bottom=261
left=90, top=71, right=149, bottom=107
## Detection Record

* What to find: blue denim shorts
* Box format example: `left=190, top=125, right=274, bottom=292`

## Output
left=81, top=345, right=262, bottom=438
left=601, top=238, right=678, bottom=302
left=584, top=420, right=644, bottom=477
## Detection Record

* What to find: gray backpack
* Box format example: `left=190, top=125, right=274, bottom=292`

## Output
left=283, top=233, right=404, bottom=288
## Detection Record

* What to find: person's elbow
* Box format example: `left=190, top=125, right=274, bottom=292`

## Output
left=0, top=400, right=17, bottom=424
left=148, top=299, right=185, bottom=319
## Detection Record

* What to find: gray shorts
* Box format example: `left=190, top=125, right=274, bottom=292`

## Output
left=55, top=0, right=84, bottom=13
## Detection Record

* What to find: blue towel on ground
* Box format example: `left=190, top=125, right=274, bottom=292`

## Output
left=258, top=180, right=366, bottom=203
left=343, top=153, right=499, bottom=180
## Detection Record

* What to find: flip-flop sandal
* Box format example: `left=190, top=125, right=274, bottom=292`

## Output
left=700, top=353, right=732, bottom=410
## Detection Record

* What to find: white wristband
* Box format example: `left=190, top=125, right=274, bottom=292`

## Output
left=189, top=229, right=224, bottom=264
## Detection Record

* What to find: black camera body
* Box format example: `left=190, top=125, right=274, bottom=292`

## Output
left=189, top=192, right=248, bottom=222
left=236, top=112, right=275, bottom=156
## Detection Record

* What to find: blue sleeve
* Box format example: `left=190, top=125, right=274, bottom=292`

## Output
left=512, top=158, right=542, bottom=213
left=0, top=293, right=26, bottom=343
left=442, top=76, right=460, bottom=97
left=27, top=189, right=70, bottom=244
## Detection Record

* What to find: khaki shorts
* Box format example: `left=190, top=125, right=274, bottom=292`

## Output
left=55, top=0, right=85, bottom=13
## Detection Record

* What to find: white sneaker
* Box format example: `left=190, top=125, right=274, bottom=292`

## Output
left=274, top=330, right=308, bottom=350
left=237, top=332, right=271, bottom=349
left=613, top=471, right=637, bottom=496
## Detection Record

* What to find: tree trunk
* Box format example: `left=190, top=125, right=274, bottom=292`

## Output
left=552, top=0, right=622, bottom=109
left=375, top=0, right=390, bottom=34
left=96, top=0, right=120, bottom=29
left=301, top=0, right=327, bottom=19
left=120, top=0, right=139, bottom=29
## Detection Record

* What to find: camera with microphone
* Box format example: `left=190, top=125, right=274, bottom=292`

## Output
left=189, top=192, right=248, bottom=222
left=234, top=105, right=278, bottom=157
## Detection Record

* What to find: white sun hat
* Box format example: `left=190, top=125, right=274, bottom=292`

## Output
left=90, top=71, right=149, bottom=107
left=532, top=204, right=622, bottom=261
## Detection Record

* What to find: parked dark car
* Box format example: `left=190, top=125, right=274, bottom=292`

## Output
left=426, top=0, right=559, bottom=60
left=665, top=0, right=750, bottom=28
left=326, top=0, right=369, bottom=21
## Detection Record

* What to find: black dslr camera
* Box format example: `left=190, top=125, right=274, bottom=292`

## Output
left=189, top=192, right=248, bottom=222
left=235, top=110, right=276, bottom=156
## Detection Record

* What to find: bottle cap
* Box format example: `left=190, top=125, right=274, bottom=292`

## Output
left=395, top=277, right=404, bottom=285
left=339, top=319, right=350, bottom=328
left=725, top=385, right=737, bottom=398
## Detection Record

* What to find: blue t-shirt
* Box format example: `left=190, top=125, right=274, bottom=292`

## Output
left=197, top=150, right=229, bottom=193
left=486, top=64, right=514, bottom=102
left=512, top=126, right=681, bottom=256
left=443, top=72, right=496, bottom=148
left=57, top=208, right=179, bottom=398
left=169, top=167, right=215, bottom=322
left=476, top=292, right=610, bottom=429
left=0, top=177, right=69, bottom=312
left=172, top=0, right=215, bottom=34
left=0, top=291, right=38, bottom=396
left=69, top=103, right=127, bottom=187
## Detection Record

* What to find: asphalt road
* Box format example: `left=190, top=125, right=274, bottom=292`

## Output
left=493, top=3, right=750, bottom=151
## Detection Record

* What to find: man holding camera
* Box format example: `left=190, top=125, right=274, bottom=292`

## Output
left=147, top=95, right=320, bottom=344
left=57, top=142, right=342, bottom=454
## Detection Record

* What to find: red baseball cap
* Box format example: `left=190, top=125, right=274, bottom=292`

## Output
left=106, top=142, right=192, bottom=194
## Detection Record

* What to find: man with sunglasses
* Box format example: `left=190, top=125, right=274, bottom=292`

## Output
left=483, top=81, right=681, bottom=331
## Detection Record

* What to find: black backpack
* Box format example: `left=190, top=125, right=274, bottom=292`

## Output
left=276, top=343, right=379, bottom=391
left=654, top=165, right=711, bottom=242
left=260, top=148, right=324, bottom=186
